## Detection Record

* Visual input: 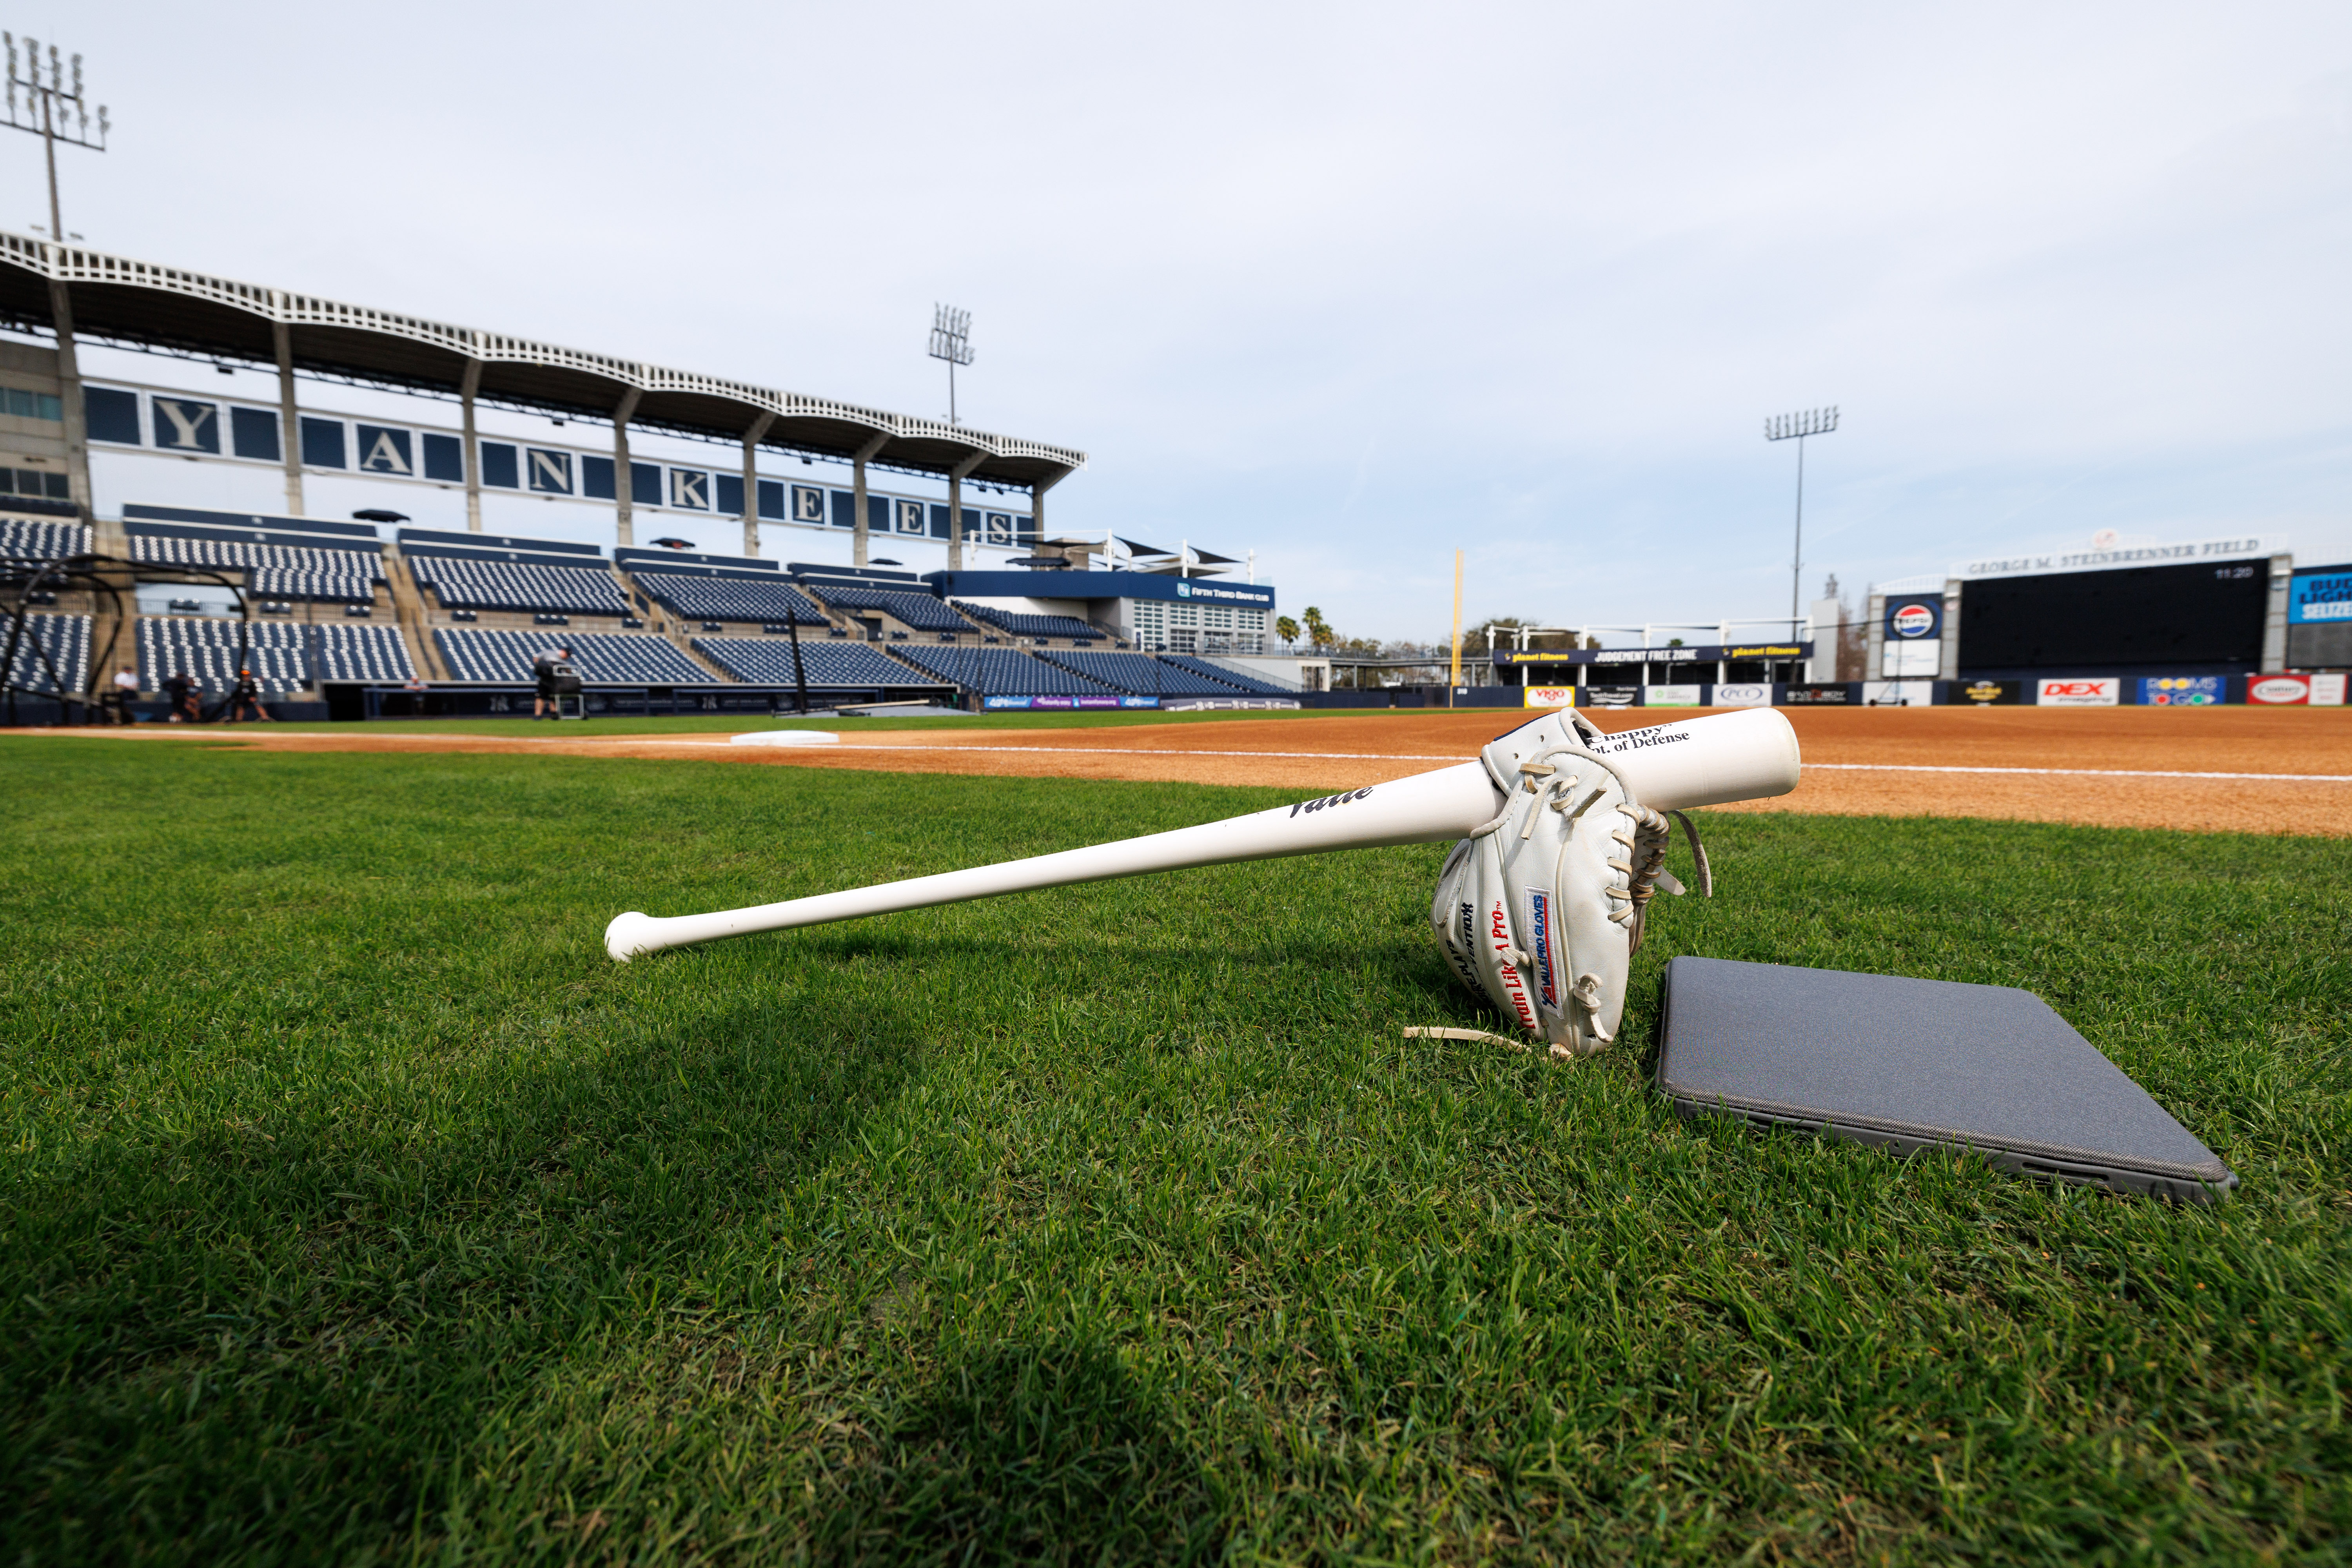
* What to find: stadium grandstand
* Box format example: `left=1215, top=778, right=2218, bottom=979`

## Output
left=952, top=601, right=1103, bottom=642
left=1, top=610, right=90, bottom=693
left=1161, top=653, right=1296, bottom=695
left=312, top=623, right=417, bottom=683
left=691, top=637, right=949, bottom=690
left=1035, top=649, right=1245, bottom=697
left=889, top=644, right=1116, bottom=696
left=630, top=570, right=828, bottom=627
left=3, top=229, right=1082, bottom=575
left=0, top=230, right=1333, bottom=717
left=432, top=629, right=712, bottom=685
left=803, top=582, right=973, bottom=637
left=408, top=554, right=630, bottom=617
left=125, top=536, right=382, bottom=598
left=0, top=517, right=91, bottom=561
left=137, top=617, right=310, bottom=695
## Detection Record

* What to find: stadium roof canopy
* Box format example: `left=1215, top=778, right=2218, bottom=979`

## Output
left=0, top=232, right=1083, bottom=492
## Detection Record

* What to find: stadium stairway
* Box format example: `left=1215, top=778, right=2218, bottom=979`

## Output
left=379, top=544, right=451, bottom=679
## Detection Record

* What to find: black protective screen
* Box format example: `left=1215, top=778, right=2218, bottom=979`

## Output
left=1960, top=560, right=2269, bottom=668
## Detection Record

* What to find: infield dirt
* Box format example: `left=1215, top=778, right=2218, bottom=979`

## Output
left=28, top=704, right=2352, bottom=835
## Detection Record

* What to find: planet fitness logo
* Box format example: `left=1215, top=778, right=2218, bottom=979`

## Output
left=1891, top=602, right=1936, bottom=639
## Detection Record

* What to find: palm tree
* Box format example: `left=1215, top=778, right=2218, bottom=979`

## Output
left=1275, top=615, right=1300, bottom=648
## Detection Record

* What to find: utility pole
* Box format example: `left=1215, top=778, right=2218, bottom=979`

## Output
left=3, top=34, right=109, bottom=536
left=1449, top=550, right=1463, bottom=706
left=928, top=304, right=973, bottom=425
left=1764, top=406, right=1839, bottom=633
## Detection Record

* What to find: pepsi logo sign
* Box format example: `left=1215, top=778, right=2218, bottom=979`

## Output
left=1891, top=603, right=1935, bottom=639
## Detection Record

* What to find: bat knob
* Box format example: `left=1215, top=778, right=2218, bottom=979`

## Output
left=605, top=911, right=661, bottom=963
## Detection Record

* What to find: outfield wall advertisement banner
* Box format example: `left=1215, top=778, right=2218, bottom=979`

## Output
left=1581, top=686, right=1641, bottom=707
left=1782, top=684, right=1853, bottom=704
left=1864, top=681, right=1935, bottom=706
left=1644, top=685, right=1702, bottom=707
left=2141, top=676, right=2224, bottom=706
left=2036, top=677, right=2120, bottom=706
left=984, top=695, right=1161, bottom=710
left=1958, top=679, right=2023, bottom=705
left=1710, top=683, right=1773, bottom=707
left=1523, top=686, right=1577, bottom=708
left=2248, top=674, right=2348, bottom=706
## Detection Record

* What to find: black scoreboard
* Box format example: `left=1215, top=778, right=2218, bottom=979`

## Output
left=1959, top=559, right=2270, bottom=670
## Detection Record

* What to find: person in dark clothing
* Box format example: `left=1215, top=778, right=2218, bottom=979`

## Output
left=162, top=669, right=196, bottom=724
left=533, top=646, right=572, bottom=719
left=225, top=668, right=274, bottom=723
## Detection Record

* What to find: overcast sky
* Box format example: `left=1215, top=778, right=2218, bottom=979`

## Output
left=18, top=0, right=2351, bottom=638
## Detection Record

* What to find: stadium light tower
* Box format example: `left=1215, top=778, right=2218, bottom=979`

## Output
left=4, top=33, right=108, bottom=529
left=4, top=34, right=108, bottom=244
left=1764, top=406, right=1838, bottom=631
left=928, top=304, right=973, bottom=425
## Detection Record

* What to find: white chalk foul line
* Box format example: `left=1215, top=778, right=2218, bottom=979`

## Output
left=1808, top=762, right=2352, bottom=783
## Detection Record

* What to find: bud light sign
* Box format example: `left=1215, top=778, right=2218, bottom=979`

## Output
left=1887, top=598, right=1939, bottom=639
left=2289, top=571, right=2352, bottom=624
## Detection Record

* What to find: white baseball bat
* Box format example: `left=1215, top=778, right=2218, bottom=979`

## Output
left=604, top=706, right=1800, bottom=961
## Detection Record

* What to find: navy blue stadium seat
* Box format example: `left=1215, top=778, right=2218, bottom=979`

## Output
left=951, top=601, right=1100, bottom=640
left=137, top=617, right=310, bottom=694
left=0, top=518, right=92, bottom=562
left=410, top=556, right=628, bottom=615
left=631, top=570, right=829, bottom=625
left=432, top=628, right=709, bottom=684
left=2, top=610, right=91, bottom=693
left=888, top=644, right=1114, bottom=695
left=806, top=584, right=971, bottom=634
left=126, top=534, right=383, bottom=603
left=1034, top=649, right=1241, bottom=696
left=692, top=637, right=947, bottom=687
left=1161, top=655, right=1293, bottom=695
left=311, top=623, right=417, bottom=682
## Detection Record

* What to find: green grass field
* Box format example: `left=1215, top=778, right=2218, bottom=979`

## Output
left=3, top=740, right=2347, bottom=1564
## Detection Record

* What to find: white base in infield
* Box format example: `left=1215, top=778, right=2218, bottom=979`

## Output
left=729, top=730, right=840, bottom=746
left=604, top=708, right=1802, bottom=962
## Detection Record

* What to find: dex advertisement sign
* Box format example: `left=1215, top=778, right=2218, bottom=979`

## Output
left=2037, top=677, right=2120, bottom=706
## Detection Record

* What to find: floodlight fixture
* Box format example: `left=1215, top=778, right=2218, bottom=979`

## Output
left=1764, top=405, right=1840, bottom=630
left=3, top=33, right=108, bottom=248
left=927, top=303, right=973, bottom=425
